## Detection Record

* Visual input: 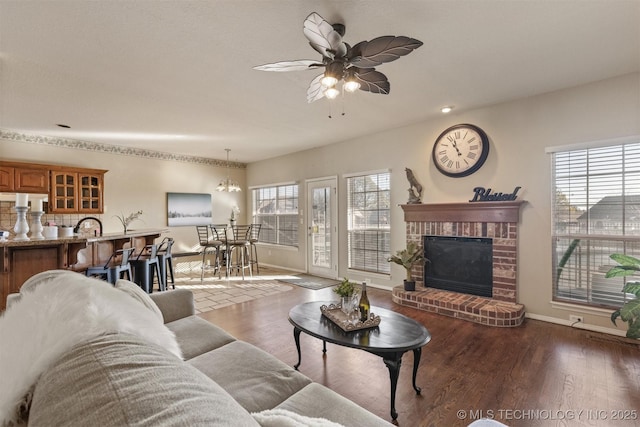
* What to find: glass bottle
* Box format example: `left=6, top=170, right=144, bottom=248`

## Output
left=359, top=282, right=370, bottom=322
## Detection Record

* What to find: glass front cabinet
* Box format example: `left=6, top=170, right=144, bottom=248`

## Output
left=50, top=168, right=106, bottom=213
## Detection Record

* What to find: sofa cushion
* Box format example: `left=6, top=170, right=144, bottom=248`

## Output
left=188, top=340, right=312, bottom=413
left=29, top=333, right=260, bottom=427
left=276, top=383, right=394, bottom=427
left=165, top=315, right=236, bottom=359
left=149, top=289, right=196, bottom=323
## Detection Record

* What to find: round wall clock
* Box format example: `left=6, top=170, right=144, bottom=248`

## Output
left=432, top=123, right=490, bottom=178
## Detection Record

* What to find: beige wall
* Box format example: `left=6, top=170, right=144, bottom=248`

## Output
left=247, top=72, right=640, bottom=334
left=0, top=141, right=246, bottom=255
left=1, top=72, right=638, bottom=334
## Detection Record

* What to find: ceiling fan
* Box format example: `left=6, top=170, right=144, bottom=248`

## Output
left=254, top=12, right=423, bottom=103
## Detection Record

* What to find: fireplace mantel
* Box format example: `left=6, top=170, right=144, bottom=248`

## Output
left=401, top=201, right=525, bottom=223
left=395, top=200, right=526, bottom=327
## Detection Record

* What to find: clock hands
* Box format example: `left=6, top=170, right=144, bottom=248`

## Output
left=451, top=140, right=463, bottom=157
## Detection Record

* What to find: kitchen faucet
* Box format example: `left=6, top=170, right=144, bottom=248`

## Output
left=74, top=217, right=103, bottom=236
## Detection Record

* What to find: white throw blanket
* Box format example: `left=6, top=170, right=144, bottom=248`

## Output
left=252, top=408, right=345, bottom=427
left=0, top=271, right=181, bottom=427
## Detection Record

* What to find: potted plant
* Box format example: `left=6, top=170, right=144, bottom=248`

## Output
left=605, top=253, right=640, bottom=339
left=333, top=278, right=359, bottom=314
left=113, top=210, right=143, bottom=234
left=388, top=241, right=425, bottom=291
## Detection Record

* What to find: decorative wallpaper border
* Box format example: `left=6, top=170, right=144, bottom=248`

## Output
left=0, top=129, right=246, bottom=169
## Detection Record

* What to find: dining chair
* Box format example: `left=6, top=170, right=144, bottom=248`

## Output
left=248, top=223, right=261, bottom=274
left=130, top=244, right=164, bottom=293
left=85, top=247, right=135, bottom=285
left=196, top=225, right=223, bottom=281
left=226, top=224, right=252, bottom=279
left=157, top=237, right=175, bottom=289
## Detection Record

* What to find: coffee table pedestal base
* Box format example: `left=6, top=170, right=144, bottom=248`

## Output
left=293, top=326, right=423, bottom=421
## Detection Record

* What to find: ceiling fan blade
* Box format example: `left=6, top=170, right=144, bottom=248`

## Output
left=253, top=60, right=323, bottom=72
left=303, top=12, right=347, bottom=59
left=355, top=69, right=390, bottom=94
left=349, top=36, right=423, bottom=68
left=307, top=74, right=326, bottom=103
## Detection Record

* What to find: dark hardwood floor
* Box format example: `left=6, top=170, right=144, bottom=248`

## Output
left=198, top=283, right=640, bottom=427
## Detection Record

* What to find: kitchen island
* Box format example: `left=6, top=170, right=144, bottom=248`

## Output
left=0, top=229, right=168, bottom=310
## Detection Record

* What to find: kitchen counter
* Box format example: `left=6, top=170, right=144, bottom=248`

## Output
left=0, top=229, right=168, bottom=310
left=0, top=228, right=169, bottom=246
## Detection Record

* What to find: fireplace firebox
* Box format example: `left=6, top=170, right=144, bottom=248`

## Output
left=423, top=235, right=493, bottom=298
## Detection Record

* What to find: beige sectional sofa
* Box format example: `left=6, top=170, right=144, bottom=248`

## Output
left=1, top=271, right=393, bottom=426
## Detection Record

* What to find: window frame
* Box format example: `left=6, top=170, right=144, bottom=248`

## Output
left=251, top=183, right=299, bottom=248
left=345, top=170, right=391, bottom=275
left=549, top=136, right=640, bottom=309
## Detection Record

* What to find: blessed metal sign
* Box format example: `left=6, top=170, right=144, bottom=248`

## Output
left=470, top=186, right=521, bottom=202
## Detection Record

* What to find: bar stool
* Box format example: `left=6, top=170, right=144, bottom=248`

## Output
left=226, top=224, right=252, bottom=279
left=85, top=247, right=135, bottom=284
left=248, top=223, right=261, bottom=274
left=196, top=225, right=223, bottom=281
left=130, top=244, right=164, bottom=293
left=157, top=237, right=175, bottom=289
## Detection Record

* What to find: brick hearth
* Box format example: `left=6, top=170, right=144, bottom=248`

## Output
left=393, top=201, right=525, bottom=327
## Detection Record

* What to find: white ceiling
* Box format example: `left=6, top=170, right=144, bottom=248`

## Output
left=1, top=1, right=638, bottom=163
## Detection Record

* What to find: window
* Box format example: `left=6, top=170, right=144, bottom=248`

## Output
left=252, top=184, right=298, bottom=247
left=551, top=139, right=640, bottom=308
left=347, top=171, right=391, bottom=274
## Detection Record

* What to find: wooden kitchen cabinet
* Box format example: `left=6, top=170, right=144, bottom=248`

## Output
left=50, top=168, right=105, bottom=213
left=0, top=164, right=49, bottom=193
left=50, top=170, right=78, bottom=212
left=0, top=161, right=106, bottom=214
left=0, top=166, right=14, bottom=192
left=15, top=166, right=49, bottom=193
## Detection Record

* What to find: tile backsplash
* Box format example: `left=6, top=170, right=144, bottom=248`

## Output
left=0, top=201, right=102, bottom=236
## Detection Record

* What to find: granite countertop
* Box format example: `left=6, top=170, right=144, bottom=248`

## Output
left=0, top=229, right=168, bottom=247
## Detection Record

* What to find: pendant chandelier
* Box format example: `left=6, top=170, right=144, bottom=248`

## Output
left=216, top=148, right=242, bottom=192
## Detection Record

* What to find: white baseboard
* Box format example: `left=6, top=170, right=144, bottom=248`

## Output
left=256, top=262, right=305, bottom=274
left=525, top=312, right=628, bottom=337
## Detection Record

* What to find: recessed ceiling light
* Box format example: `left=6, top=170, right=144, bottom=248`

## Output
left=441, top=106, right=453, bottom=114
left=56, top=124, right=71, bottom=128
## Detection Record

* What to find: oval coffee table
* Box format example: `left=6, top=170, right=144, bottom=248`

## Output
left=288, top=301, right=431, bottom=421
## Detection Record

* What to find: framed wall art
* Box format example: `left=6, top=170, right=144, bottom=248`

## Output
left=167, top=192, right=212, bottom=226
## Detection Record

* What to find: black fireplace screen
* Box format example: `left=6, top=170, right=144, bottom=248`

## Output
left=423, top=235, right=493, bottom=297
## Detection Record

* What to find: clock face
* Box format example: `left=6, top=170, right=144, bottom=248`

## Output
left=432, top=124, right=490, bottom=177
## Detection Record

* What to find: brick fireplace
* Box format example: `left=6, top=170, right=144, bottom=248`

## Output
left=391, top=201, right=526, bottom=327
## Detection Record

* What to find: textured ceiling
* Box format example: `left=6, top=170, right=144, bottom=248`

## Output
left=1, top=0, right=638, bottom=163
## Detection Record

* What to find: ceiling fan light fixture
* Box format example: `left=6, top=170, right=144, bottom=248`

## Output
left=253, top=12, right=422, bottom=109
left=321, top=75, right=338, bottom=88
left=321, top=61, right=345, bottom=88
left=324, top=87, right=340, bottom=99
left=343, top=78, right=360, bottom=93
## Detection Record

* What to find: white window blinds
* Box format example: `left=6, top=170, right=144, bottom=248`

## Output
left=552, top=140, right=640, bottom=307
left=252, top=184, right=299, bottom=247
left=347, top=172, right=391, bottom=274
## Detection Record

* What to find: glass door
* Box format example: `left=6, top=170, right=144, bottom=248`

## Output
left=307, top=177, right=338, bottom=278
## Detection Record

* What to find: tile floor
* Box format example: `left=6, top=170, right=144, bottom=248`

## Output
left=172, top=266, right=295, bottom=314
